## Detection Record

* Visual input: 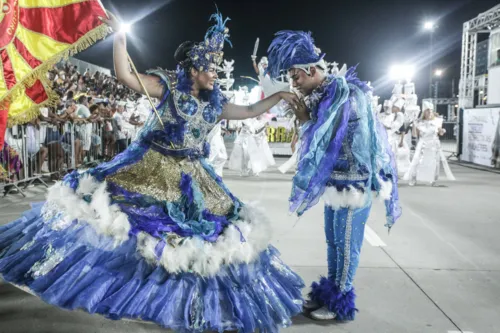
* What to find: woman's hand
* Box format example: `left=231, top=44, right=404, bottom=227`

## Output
left=98, top=11, right=121, bottom=33
left=279, top=91, right=300, bottom=108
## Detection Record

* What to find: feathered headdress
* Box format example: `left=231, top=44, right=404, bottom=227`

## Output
left=266, top=30, right=326, bottom=78
left=188, top=10, right=232, bottom=72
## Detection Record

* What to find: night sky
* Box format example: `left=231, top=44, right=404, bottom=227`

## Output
left=78, top=0, right=499, bottom=101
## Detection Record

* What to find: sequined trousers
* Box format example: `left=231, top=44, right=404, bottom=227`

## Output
left=309, top=204, right=371, bottom=321
left=325, top=205, right=371, bottom=292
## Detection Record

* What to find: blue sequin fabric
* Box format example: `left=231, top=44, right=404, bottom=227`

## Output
left=0, top=68, right=305, bottom=332
left=291, top=69, right=401, bottom=228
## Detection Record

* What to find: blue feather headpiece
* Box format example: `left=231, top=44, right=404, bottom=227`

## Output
left=266, top=30, right=326, bottom=78
left=188, top=10, right=232, bottom=72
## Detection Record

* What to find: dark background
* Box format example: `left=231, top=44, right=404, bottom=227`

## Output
left=78, top=0, right=500, bottom=101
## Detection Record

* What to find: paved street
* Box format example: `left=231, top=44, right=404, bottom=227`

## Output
left=0, top=160, right=499, bottom=333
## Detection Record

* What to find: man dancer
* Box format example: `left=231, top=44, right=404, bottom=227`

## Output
left=267, top=31, right=401, bottom=321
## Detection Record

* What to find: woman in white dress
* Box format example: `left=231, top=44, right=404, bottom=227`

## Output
left=381, top=99, right=410, bottom=176
left=206, top=120, right=228, bottom=177
left=228, top=117, right=269, bottom=176
left=404, top=104, right=456, bottom=186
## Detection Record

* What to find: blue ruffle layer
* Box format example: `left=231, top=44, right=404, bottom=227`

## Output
left=0, top=203, right=304, bottom=333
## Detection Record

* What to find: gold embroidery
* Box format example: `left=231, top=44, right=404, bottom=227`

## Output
left=107, top=150, right=233, bottom=216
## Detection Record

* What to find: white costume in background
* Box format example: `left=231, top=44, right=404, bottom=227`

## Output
left=403, top=93, right=420, bottom=150
left=404, top=112, right=455, bottom=186
left=391, top=82, right=403, bottom=102
left=379, top=100, right=391, bottom=122
left=257, top=58, right=289, bottom=98
left=381, top=99, right=410, bottom=176
left=404, top=82, right=415, bottom=95
left=206, top=122, right=228, bottom=177
left=253, top=117, right=275, bottom=168
left=279, top=118, right=299, bottom=174
left=228, top=118, right=272, bottom=176
left=257, top=57, right=290, bottom=116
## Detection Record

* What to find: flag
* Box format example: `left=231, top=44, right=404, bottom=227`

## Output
left=0, top=0, right=109, bottom=130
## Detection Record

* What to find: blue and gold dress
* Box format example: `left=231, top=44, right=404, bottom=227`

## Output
left=0, top=69, right=304, bottom=333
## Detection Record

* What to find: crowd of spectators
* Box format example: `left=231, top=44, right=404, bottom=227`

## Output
left=1, top=61, right=152, bottom=188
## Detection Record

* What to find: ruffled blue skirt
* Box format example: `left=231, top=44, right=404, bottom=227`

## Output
left=0, top=203, right=304, bottom=333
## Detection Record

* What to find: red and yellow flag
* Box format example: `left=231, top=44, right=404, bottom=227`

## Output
left=0, top=0, right=109, bottom=130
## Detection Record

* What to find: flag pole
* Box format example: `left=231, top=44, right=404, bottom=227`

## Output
left=126, top=54, right=164, bottom=127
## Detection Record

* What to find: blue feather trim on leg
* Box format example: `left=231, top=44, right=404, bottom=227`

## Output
left=309, top=276, right=358, bottom=321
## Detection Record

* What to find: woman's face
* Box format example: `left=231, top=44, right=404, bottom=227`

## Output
left=66, top=102, right=77, bottom=113
left=423, top=109, right=431, bottom=120
left=192, top=63, right=218, bottom=91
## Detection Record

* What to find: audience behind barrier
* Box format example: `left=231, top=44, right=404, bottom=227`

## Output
left=0, top=61, right=150, bottom=191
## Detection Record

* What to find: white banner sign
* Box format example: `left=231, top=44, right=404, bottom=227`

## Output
left=462, top=108, right=500, bottom=167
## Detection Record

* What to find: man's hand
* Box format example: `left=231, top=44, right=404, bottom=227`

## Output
left=280, top=92, right=309, bottom=123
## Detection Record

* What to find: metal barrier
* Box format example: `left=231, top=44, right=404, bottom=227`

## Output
left=1, top=117, right=140, bottom=196
left=75, top=122, right=105, bottom=168
left=1, top=124, right=49, bottom=196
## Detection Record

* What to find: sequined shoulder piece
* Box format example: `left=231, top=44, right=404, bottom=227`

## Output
left=146, top=68, right=178, bottom=91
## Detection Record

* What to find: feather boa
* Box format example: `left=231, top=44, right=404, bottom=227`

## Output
left=42, top=176, right=272, bottom=276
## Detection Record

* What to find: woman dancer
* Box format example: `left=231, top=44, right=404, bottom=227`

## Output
left=404, top=103, right=455, bottom=186
left=0, top=10, right=304, bottom=333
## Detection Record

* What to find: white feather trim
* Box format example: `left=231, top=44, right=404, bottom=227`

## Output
left=75, top=174, right=100, bottom=196
left=44, top=178, right=131, bottom=246
left=322, top=186, right=369, bottom=209
left=377, top=177, right=393, bottom=201
left=322, top=178, right=394, bottom=209
left=136, top=202, right=272, bottom=276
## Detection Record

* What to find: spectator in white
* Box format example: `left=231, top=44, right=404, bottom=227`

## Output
left=113, top=102, right=128, bottom=153
left=121, top=101, right=136, bottom=142
left=76, top=95, right=93, bottom=163
left=123, top=100, right=145, bottom=142
left=84, top=68, right=91, bottom=79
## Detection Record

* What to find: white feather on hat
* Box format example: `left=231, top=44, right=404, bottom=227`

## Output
left=338, top=64, right=347, bottom=77
left=422, top=100, right=434, bottom=111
